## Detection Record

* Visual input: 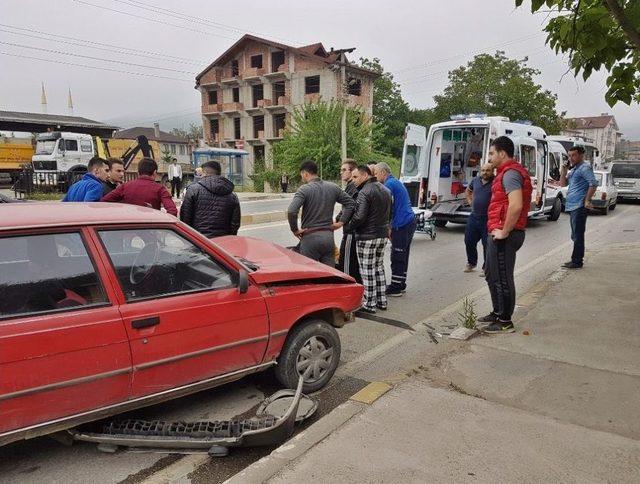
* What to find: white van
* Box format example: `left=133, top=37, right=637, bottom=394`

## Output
left=32, top=132, right=95, bottom=174
left=400, top=115, right=563, bottom=226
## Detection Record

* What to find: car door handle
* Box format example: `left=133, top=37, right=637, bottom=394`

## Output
left=131, top=316, right=160, bottom=329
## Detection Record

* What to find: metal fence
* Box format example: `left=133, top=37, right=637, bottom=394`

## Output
left=12, top=169, right=85, bottom=198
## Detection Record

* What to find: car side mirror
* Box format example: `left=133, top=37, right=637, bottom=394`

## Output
left=238, top=269, right=249, bottom=294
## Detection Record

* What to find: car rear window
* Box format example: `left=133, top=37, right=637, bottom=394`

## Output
left=0, top=233, right=108, bottom=319
left=612, top=163, right=640, bottom=178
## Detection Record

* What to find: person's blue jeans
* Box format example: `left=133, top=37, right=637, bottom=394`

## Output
left=464, top=214, right=488, bottom=267
left=389, top=219, right=417, bottom=291
left=569, top=206, right=588, bottom=266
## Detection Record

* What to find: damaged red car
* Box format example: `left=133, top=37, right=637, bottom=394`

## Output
left=0, top=203, right=362, bottom=447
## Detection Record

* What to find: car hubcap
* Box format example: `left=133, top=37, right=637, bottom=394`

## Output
left=296, top=336, right=333, bottom=383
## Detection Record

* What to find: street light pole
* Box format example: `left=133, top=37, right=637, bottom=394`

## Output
left=340, top=54, right=347, bottom=161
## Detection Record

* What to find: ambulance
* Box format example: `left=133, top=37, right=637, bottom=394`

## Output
left=399, top=115, right=563, bottom=226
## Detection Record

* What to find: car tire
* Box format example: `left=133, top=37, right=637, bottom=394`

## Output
left=275, top=319, right=341, bottom=393
left=547, top=197, right=562, bottom=221
left=609, top=201, right=616, bottom=211
left=434, top=220, right=447, bottom=228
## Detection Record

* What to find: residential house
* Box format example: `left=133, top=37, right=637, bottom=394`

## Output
left=562, top=114, right=622, bottom=161
left=195, top=34, right=378, bottom=181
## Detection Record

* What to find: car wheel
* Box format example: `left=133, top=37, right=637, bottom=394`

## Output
left=547, top=197, right=562, bottom=221
left=275, top=319, right=341, bottom=393
left=434, top=220, right=447, bottom=228
left=602, top=203, right=610, bottom=216
left=609, top=201, right=616, bottom=211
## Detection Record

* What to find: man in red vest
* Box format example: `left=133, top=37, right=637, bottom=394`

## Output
left=478, top=136, right=532, bottom=334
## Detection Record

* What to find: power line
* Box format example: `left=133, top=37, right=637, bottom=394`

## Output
left=0, top=23, right=207, bottom=65
left=113, top=0, right=298, bottom=44
left=0, top=51, right=193, bottom=82
left=72, top=0, right=237, bottom=40
left=0, top=40, right=198, bottom=74
left=392, top=33, right=546, bottom=75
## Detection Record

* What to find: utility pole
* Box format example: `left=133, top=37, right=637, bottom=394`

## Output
left=340, top=53, right=347, bottom=161
left=40, top=82, right=47, bottom=114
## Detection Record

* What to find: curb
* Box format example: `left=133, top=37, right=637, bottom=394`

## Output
left=240, top=210, right=288, bottom=226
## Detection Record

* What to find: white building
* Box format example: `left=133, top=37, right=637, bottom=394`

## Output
left=561, top=114, right=621, bottom=161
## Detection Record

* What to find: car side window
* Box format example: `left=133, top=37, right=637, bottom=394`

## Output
left=0, top=233, right=108, bottom=319
left=98, top=229, right=234, bottom=302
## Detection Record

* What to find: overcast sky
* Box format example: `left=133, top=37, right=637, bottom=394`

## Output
left=1, top=0, right=638, bottom=138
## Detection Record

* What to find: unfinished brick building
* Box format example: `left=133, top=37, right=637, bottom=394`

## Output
left=195, top=34, right=378, bottom=180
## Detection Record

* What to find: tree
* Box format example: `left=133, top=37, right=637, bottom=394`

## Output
left=270, top=101, right=373, bottom=181
left=517, top=0, right=640, bottom=106
left=170, top=123, right=203, bottom=145
left=360, top=57, right=411, bottom=158
left=431, top=51, right=565, bottom=134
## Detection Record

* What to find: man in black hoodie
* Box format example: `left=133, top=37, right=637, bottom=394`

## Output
left=179, top=161, right=241, bottom=237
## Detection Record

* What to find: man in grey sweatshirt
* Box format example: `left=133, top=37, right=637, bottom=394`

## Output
left=288, top=160, right=356, bottom=266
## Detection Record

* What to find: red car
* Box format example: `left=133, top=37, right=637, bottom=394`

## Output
left=0, top=203, right=362, bottom=447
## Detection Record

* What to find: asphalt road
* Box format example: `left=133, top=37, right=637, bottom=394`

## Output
left=3, top=202, right=640, bottom=484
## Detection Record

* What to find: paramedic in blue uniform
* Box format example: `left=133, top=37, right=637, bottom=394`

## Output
left=374, top=162, right=417, bottom=297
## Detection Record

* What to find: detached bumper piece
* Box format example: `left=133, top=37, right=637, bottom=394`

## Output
left=68, top=377, right=314, bottom=456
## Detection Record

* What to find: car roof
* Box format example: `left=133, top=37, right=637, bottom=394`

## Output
left=0, top=202, right=176, bottom=231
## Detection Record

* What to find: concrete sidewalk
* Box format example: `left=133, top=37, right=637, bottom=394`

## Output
left=232, top=244, right=640, bottom=483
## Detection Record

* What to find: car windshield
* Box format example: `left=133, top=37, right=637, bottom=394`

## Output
left=35, top=140, right=56, bottom=155
left=612, top=163, right=640, bottom=178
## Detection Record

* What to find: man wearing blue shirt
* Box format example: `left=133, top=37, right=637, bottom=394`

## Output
left=62, top=157, right=108, bottom=202
left=375, top=162, right=417, bottom=296
left=463, top=163, right=494, bottom=272
left=559, top=146, right=598, bottom=269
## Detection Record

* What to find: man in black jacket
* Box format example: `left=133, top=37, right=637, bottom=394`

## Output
left=337, top=159, right=361, bottom=282
left=179, top=161, right=241, bottom=237
left=347, top=165, right=392, bottom=313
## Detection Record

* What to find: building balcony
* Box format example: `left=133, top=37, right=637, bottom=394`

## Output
left=304, top=93, right=321, bottom=103
left=243, top=67, right=266, bottom=83
left=265, top=96, right=290, bottom=112
left=221, top=102, right=244, bottom=114
left=202, top=103, right=223, bottom=115
left=267, top=128, right=285, bottom=141
left=257, top=99, right=273, bottom=108
left=246, top=130, right=266, bottom=144
left=221, top=69, right=241, bottom=86
left=264, top=64, right=290, bottom=80
left=199, top=70, right=222, bottom=87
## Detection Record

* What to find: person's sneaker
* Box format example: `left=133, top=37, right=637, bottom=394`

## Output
left=477, top=312, right=499, bottom=323
left=386, top=286, right=404, bottom=297
left=484, top=321, right=515, bottom=334
left=562, top=261, right=583, bottom=269
left=359, top=307, right=376, bottom=314
left=464, top=264, right=476, bottom=273
left=376, top=304, right=387, bottom=311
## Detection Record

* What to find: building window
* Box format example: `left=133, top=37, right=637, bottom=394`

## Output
left=162, top=143, right=169, bottom=153
left=234, top=117, right=241, bottom=139
left=210, top=119, right=219, bottom=140
left=271, top=50, right=285, bottom=72
left=250, top=54, right=263, bottom=69
left=305, top=75, right=320, bottom=94
left=179, top=145, right=186, bottom=155
left=347, top=77, right=362, bottom=96
left=208, top=90, right=218, bottom=105
left=273, top=81, right=286, bottom=102
left=231, top=59, right=239, bottom=77
left=273, top=113, right=286, bottom=137
left=253, top=115, right=264, bottom=139
left=233, top=87, right=240, bottom=103
left=252, top=84, right=264, bottom=108
left=170, top=144, right=176, bottom=155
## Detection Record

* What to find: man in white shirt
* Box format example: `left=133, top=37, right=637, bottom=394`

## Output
left=168, top=158, right=183, bottom=199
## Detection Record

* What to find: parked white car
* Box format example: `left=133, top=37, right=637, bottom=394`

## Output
left=591, top=170, right=618, bottom=214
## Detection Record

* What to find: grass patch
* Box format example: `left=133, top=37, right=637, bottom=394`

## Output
left=26, top=191, right=63, bottom=201
left=457, top=297, right=477, bottom=329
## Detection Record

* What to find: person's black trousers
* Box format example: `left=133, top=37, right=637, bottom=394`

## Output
left=171, top=176, right=182, bottom=198
left=569, top=206, right=588, bottom=266
left=464, top=214, right=488, bottom=267
left=389, top=219, right=417, bottom=291
left=484, top=230, right=525, bottom=322
left=338, top=232, right=362, bottom=283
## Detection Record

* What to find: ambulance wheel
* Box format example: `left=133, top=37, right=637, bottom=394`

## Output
left=547, top=197, right=562, bottom=221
